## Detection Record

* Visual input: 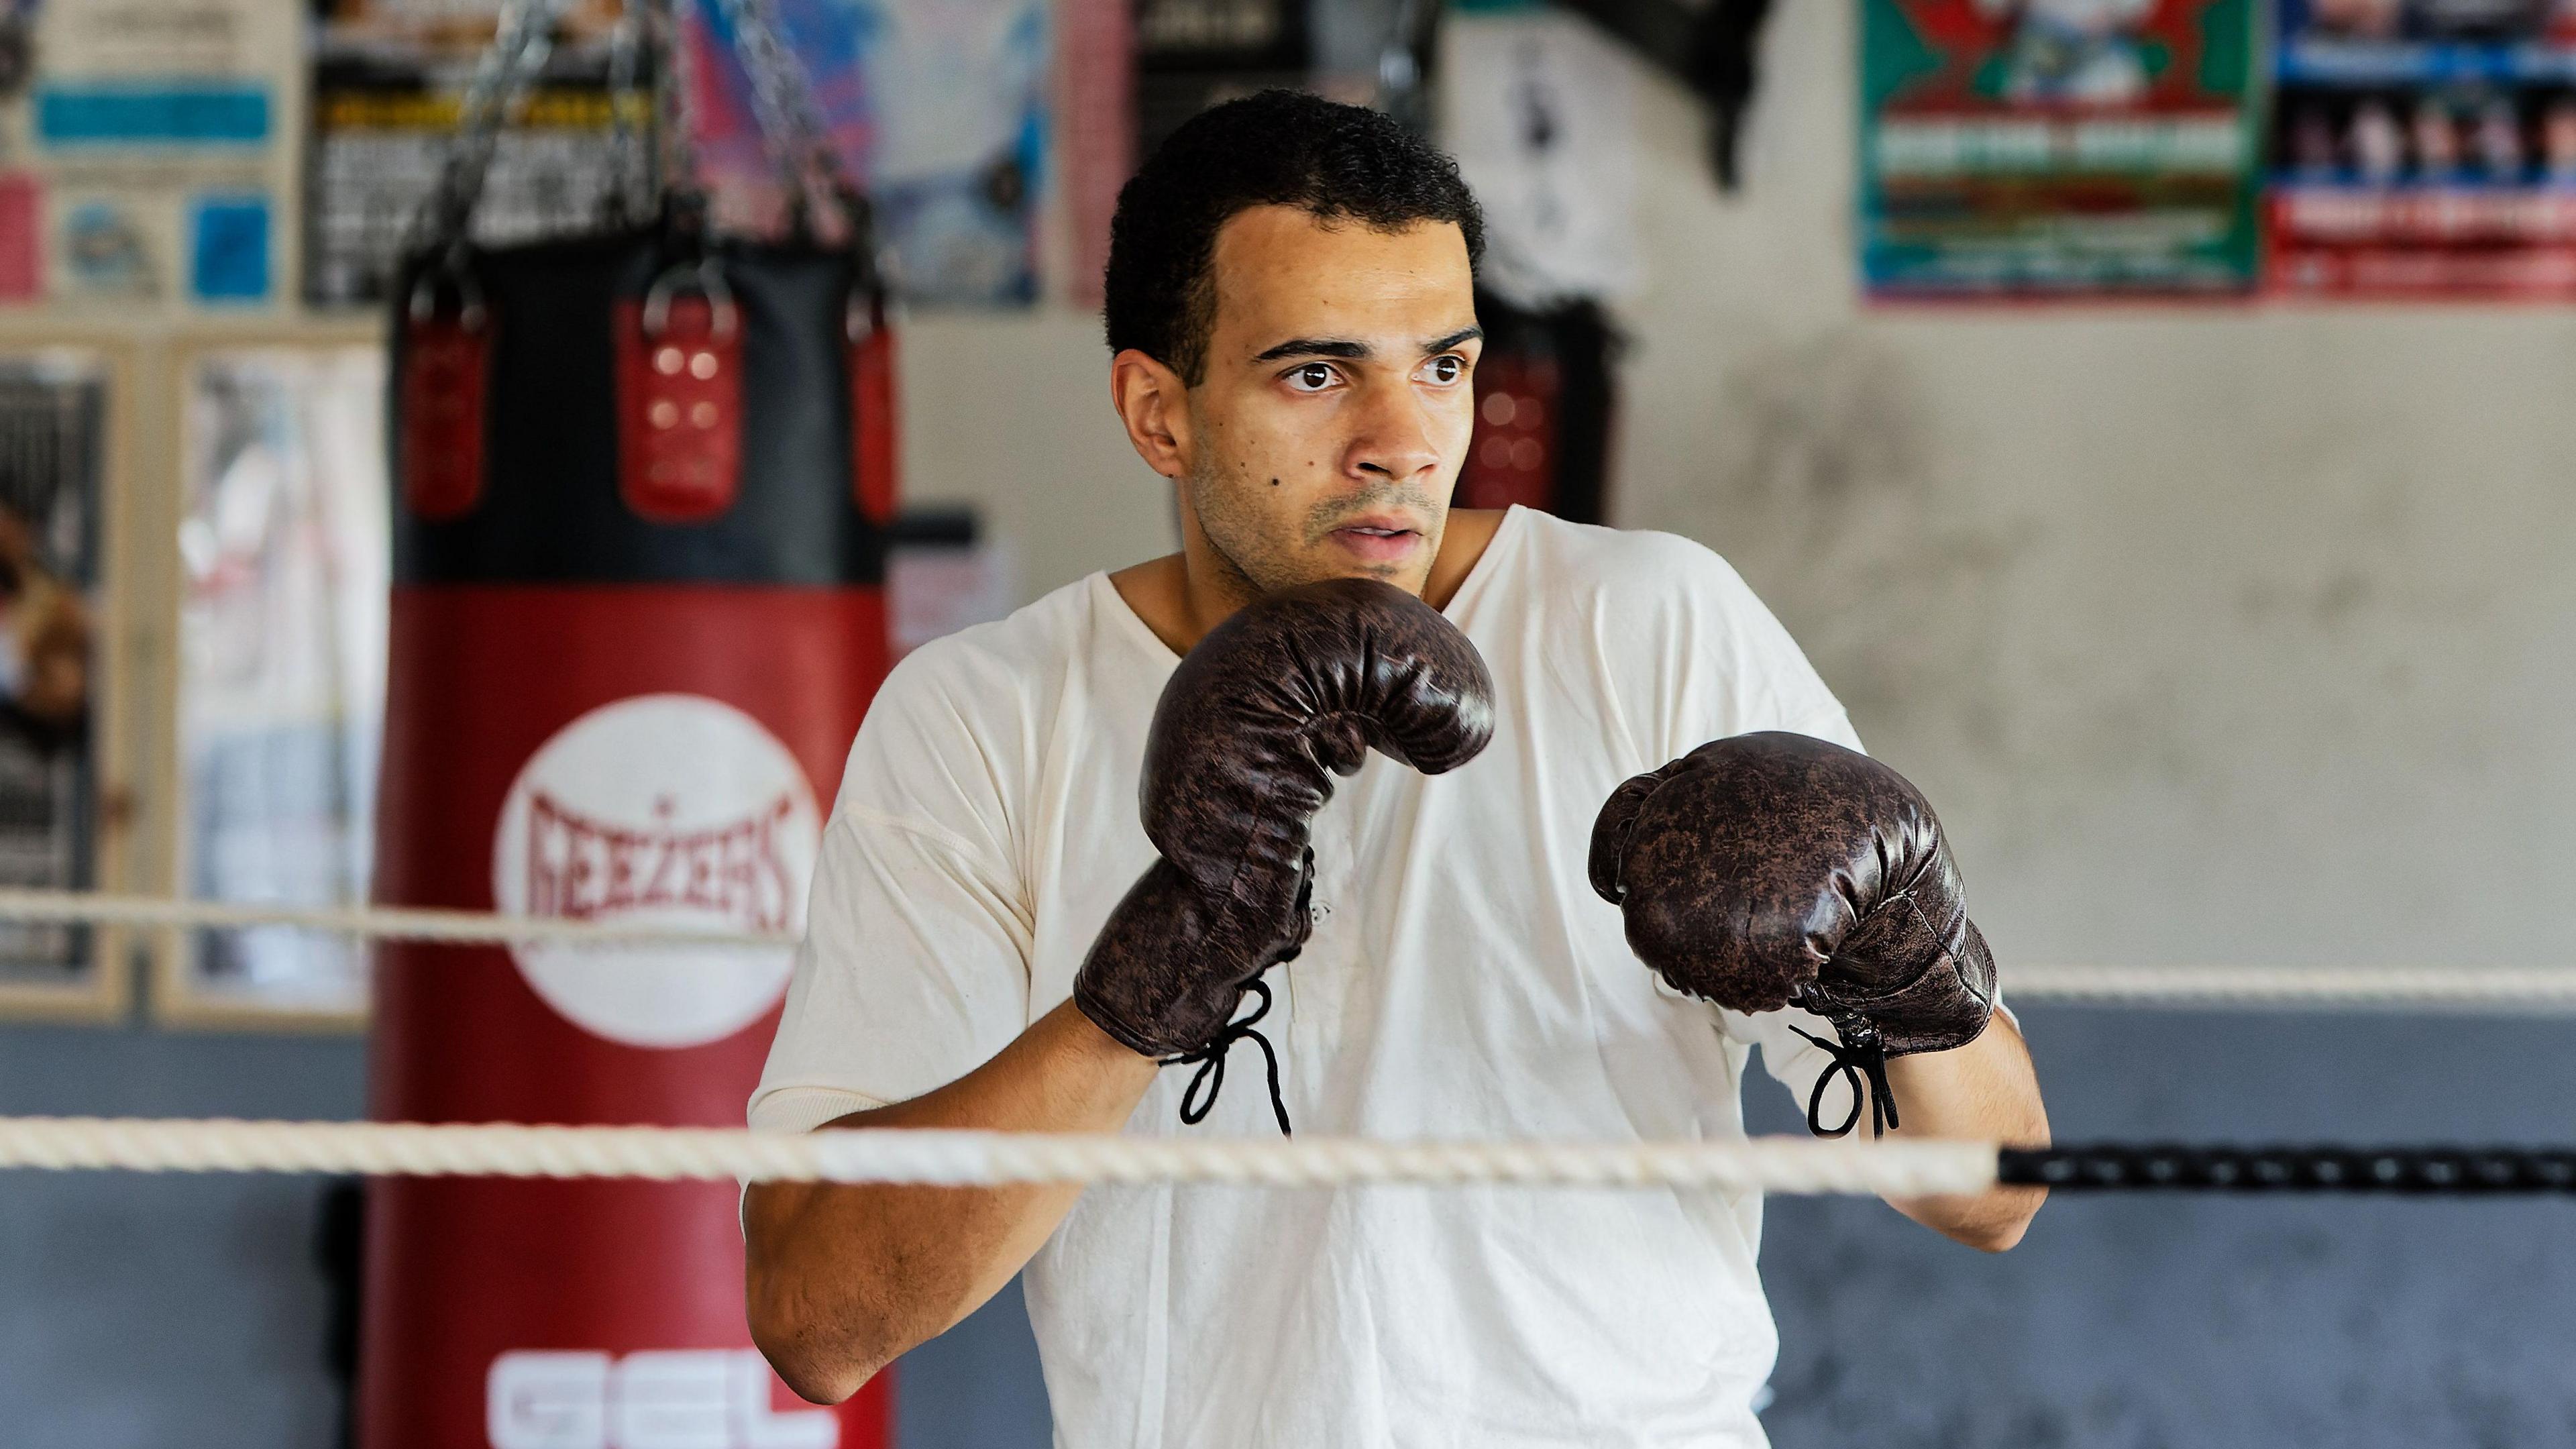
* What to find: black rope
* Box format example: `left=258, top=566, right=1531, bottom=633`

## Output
left=1166, top=980, right=1292, bottom=1136
left=1999, top=1144, right=2576, bottom=1194
left=1788, top=990, right=1896, bottom=1138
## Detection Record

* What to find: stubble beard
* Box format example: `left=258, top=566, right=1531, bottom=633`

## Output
left=1185, top=455, right=1445, bottom=600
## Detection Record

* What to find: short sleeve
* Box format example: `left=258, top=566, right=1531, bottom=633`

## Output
left=748, top=808, right=1034, bottom=1131
left=1633, top=534, right=1870, bottom=1110
left=1671, top=543, right=1859, bottom=758
left=748, top=647, right=1038, bottom=1132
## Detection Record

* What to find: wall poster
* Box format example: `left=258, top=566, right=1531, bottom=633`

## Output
left=307, top=3, right=642, bottom=308
left=309, top=0, right=1049, bottom=309
left=2267, top=0, right=2576, bottom=295
left=305, top=51, right=643, bottom=308
left=1859, top=0, right=2265, bottom=296
left=687, top=0, right=1050, bottom=307
left=0, top=345, right=119, bottom=1021
left=19, top=0, right=303, bottom=313
left=161, top=346, right=387, bottom=1026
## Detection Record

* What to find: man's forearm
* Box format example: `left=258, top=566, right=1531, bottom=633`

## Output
left=1880, top=1012, right=2049, bottom=1250
left=745, top=1000, right=1159, bottom=1403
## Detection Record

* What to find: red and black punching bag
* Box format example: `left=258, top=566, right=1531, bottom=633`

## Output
left=366, top=224, right=898, bottom=1448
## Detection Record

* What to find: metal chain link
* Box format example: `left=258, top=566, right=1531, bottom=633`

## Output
left=651, top=0, right=706, bottom=216
left=415, top=0, right=864, bottom=251
left=414, top=0, right=574, bottom=254
left=602, top=0, right=647, bottom=224
left=712, top=0, right=867, bottom=239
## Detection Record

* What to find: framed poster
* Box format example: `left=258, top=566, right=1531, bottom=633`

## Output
left=305, top=50, right=646, bottom=309
left=1858, top=0, right=2266, bottom=297
left=155, top=343, right=386, bottom=1028
left=2266, top=0, right=2576, bottom=295
left=305, top=5, right=651, bottom=310
left=688, top=0, right=1051, bottom=307
left=21, top=0, right=305, bottom=315
left=0, top=341, right=126, bottom=1022
left=310, top=0, right=1049, bottom=309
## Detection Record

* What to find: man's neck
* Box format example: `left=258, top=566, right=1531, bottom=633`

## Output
left=1112, top=508, right=1507, bottom=655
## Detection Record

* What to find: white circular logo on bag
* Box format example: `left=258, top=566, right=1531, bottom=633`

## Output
left=492, top=694, right=820, bottom=1049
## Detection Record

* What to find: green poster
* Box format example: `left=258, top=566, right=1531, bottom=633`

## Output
left=1860, top=0, right=2265, bottom=296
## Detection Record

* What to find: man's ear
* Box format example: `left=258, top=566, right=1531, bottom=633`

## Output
left=1110, top=348, right=1193, bottom=480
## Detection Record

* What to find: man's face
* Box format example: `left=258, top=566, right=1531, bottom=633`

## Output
left=1178, top=205, right=1481, bottom=598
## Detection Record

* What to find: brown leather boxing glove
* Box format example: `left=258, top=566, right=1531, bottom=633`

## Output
left=1076, top=577, right=1495, bottom=1132
left=1589, top=731, right=1997, bottom=1137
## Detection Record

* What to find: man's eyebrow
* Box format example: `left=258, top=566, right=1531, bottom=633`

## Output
left=1252, top=337, right=1371, bottom=362
left=1249, top=327, right=1484, bottom=364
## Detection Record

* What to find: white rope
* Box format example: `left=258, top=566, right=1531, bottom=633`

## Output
left=2, top=889, right=2572, bottom=1008
left=0, top=888, right=787, bottom=949
left=2006, top=964, right=2576, bottom=1007
left=0, top=1119, right=1998, bottom=1196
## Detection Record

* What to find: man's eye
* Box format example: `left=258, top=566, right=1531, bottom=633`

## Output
left=1421, top=356, right=1464, bottom=385
left=1286, top=364, right=1338, bottom=392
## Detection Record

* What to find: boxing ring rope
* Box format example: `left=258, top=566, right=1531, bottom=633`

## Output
left=0, top=888, right=782, bottom=949
left=1, top=1118, right=2571, bottom=1196
left=7, top=887, right=2573, bottom=1195
left=2000, top=963, right=2576, bottom=1008
left=9, top=886, right=2575, bottom=1008
left=0, top=1119, right=1996, bottom=1195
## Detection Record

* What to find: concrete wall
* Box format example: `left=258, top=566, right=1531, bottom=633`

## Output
left=1611, top=0, right=2576, bottom=978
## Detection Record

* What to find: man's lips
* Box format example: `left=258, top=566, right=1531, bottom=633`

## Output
left=1326, top=519, right=1424, bottom=562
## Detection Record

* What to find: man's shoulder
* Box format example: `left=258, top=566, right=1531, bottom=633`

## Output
left=1506, top=511, right=1764, bottom=615
left=879, top=574, right=1104, bottom=707
left=834, top=575, right=1118, bottom=823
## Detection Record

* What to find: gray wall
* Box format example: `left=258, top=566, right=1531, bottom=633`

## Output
left=1756, top=1010, right=2576, bottom=1449
left=0, top=1024, right=364, bottom=1448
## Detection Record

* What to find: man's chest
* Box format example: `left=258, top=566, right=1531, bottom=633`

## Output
left=1016, top=685, right=1662, bottom=1042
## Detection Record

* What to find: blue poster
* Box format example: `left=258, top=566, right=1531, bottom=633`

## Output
left=190, top=193, right=272, bottom=303
left=690, top=0, right=1049, bottom=307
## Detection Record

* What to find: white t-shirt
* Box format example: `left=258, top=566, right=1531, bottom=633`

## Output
left=753, top=506, right=1866, bottom=1448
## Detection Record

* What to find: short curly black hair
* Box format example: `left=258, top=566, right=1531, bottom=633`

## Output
left=1104, top=90, right=1485, bottom=386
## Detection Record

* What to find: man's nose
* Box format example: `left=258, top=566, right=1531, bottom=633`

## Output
left=1344, top=381, right=1443, bottom=482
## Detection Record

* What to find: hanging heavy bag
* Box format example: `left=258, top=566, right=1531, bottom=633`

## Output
left=367, top=3, right=896, bottom=1446
left=392, top=0, right=900, bottom=549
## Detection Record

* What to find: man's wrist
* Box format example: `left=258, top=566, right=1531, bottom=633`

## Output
left=1040, top=998, right=1165, bottom=1085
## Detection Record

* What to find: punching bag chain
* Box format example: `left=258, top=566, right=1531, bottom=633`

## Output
left=415, top=0, right=572, bottom=256
left=712, top=0, right=867, bottom=242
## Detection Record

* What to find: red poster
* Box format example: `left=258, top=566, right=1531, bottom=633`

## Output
left=0, top=174, right=42, bottom=301
left=2267, top=0, right=2576, bottom=297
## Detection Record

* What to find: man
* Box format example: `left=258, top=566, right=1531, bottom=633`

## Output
left=747, top=91, right=2048, bottom=1443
